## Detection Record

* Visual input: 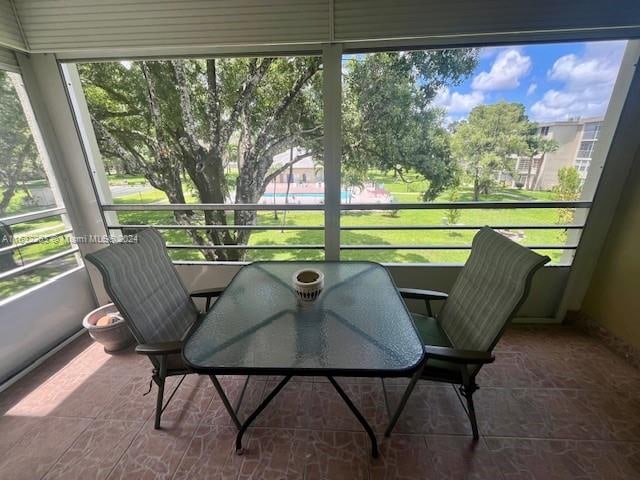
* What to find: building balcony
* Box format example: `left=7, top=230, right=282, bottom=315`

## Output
left=2, top=4, right=640, bottom=479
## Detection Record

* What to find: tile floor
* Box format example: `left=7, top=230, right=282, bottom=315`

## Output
left=0, top=325, right=639, bottom=479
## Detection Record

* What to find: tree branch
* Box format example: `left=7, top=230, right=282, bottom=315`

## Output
left=171, top=60, right=203, bottom=155
left=253, top=59, right=321, bottom=155
left=206, top=59, right=221, bottom=152
left=221, top=58, right=273, bottom=146
left=89, top=80, right=135, bottom=107
left=140, top=62, right=171, bottom=163
left=92, top=116, right=142, bottom=167
left=261, top=125, right=322, bottom=157
left=94, top=109, right=143, bottom=120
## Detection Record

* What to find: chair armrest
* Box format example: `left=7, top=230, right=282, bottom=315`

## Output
left=135, top=341, right=182, bottom=355
left=425, top=345, right=495, bottom=365
left=190, top=287, right=225, bottom=298
left=191, top=287, right=225, bottom=312
left=398, top=288, right=448, bottom=301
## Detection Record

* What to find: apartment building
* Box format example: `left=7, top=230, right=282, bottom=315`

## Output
left=515, top=117, right=603, bottom=190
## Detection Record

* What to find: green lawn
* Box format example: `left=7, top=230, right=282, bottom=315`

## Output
left=105, top=174, right=148, bottom=186
left=110, top=177, right=571, bottom=264
left=0, top=173, right=573, bottom=300
left=1, top=187, right=74, bottom=300
left=0, top=257, right=78, bottom=300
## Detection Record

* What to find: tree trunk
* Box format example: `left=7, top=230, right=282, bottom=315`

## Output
left=183, top=150, right=234, bottom=261
left=232, top=157, right=260, bottom=261
left=281, top=161, right=294, bottom=232
left=0, top=187, right=16, bottom=217
left=473, top=175, right=480, bottom=202
left=0, top=224, right=17, bottom=271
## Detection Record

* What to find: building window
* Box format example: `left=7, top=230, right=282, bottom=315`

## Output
left=517, top=158, right=531, bottom=172
left=577, top=140, right=595, bottom=160
left=582, top=122, right=601, bottom=141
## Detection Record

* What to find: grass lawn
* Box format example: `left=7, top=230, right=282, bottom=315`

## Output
left=105, top=174, right=148, bottom=186
left=110, top=177, right=572, bottom=264
left=1, top=187, right=75, bottom=300
left=1, top=172, right=574, bottom=300
left=0, top=257, right=78, bottom=301
left=1, top=185, right=71, bottom=266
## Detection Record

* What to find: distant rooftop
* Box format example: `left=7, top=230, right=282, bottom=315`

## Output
left=272, top=148, right=316, bottom=169
left=538, top=116, right=604, bottom=127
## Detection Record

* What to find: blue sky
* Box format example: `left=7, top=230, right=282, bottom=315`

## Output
left=433, top=40, right=627, bottom=124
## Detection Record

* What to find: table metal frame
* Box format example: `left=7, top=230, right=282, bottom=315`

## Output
left=184, top=262, right=426, bottom=457
left=206, top=368, right=425, bottom=458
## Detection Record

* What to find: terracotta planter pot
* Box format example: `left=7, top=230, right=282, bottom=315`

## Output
left=82, top=303, right=134, bottom=353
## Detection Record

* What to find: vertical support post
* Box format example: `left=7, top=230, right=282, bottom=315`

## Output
left=16, top=52, right=111, bottom=304
left=555, top=40, right=640, bottom=321
left=322, top=44, right=342, bottom=261
left=60, top=63, right=119, bottom=231
left=9, top=70, right=83, bottom=267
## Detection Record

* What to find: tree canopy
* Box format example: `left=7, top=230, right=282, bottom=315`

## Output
left=554, top=166, right=582, bottom=224
left=343, top=51, right=478, bottom=200
left=79, top=50, right=478, bottom=259
left=0, top=71, right=41, bottom=216
left=80, top=57, right=322, bottom=260
left=451, top=102, right=547, bottom=200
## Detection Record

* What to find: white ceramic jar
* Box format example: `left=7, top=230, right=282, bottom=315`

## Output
left=292, top=268, right=324, bottom=303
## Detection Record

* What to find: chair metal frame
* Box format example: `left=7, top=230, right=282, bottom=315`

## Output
left=134, top=288, right=249, bottom=429
left=384, top=251, right=548, bottom=440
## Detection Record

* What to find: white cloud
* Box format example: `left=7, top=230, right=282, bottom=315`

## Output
left=530, top=86, right=611, bottom=120
left=526, top=83, right=537, bottom=96
left=548, top=54, right=619, bottom=87
left=433, top=86, right=485, bottom=115
left=531, top=40, right=627, bottom=121
left=471, top=49, right=532, bottom=91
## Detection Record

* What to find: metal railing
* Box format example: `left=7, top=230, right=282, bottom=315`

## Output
left=0, top=208, right=79, bottom=282
left=102, top=201, right=590, bottom=255
left=1, top=206, right=66, bottom=226
left=0, top=228, right=73, bottom=255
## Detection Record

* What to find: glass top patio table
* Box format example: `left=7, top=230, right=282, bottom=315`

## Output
left=183, top=261, right=425, bottom=376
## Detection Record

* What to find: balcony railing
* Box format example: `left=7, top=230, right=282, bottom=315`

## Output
left=102, top=201, right=589, bottom=258
left=0, top=207, right=79, bottom=283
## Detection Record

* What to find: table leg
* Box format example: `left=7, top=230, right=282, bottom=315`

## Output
left=384, top=363, right=425, bottom=437
left=235, top=375, right=292, bottom=454
left=209, top=375, right=241, bottom=430
left=326, top=376, right=379, bottom=458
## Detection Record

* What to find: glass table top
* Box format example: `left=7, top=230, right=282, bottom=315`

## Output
left=183, top=262, right=425, bottom=375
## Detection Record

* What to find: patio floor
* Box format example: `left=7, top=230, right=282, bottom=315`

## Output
left=0, top=325, right=639, bottom=479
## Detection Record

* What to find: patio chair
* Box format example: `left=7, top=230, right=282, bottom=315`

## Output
left=386, top=227, right=549, bottom=440
left=86, top=228, right=243, bottom=430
